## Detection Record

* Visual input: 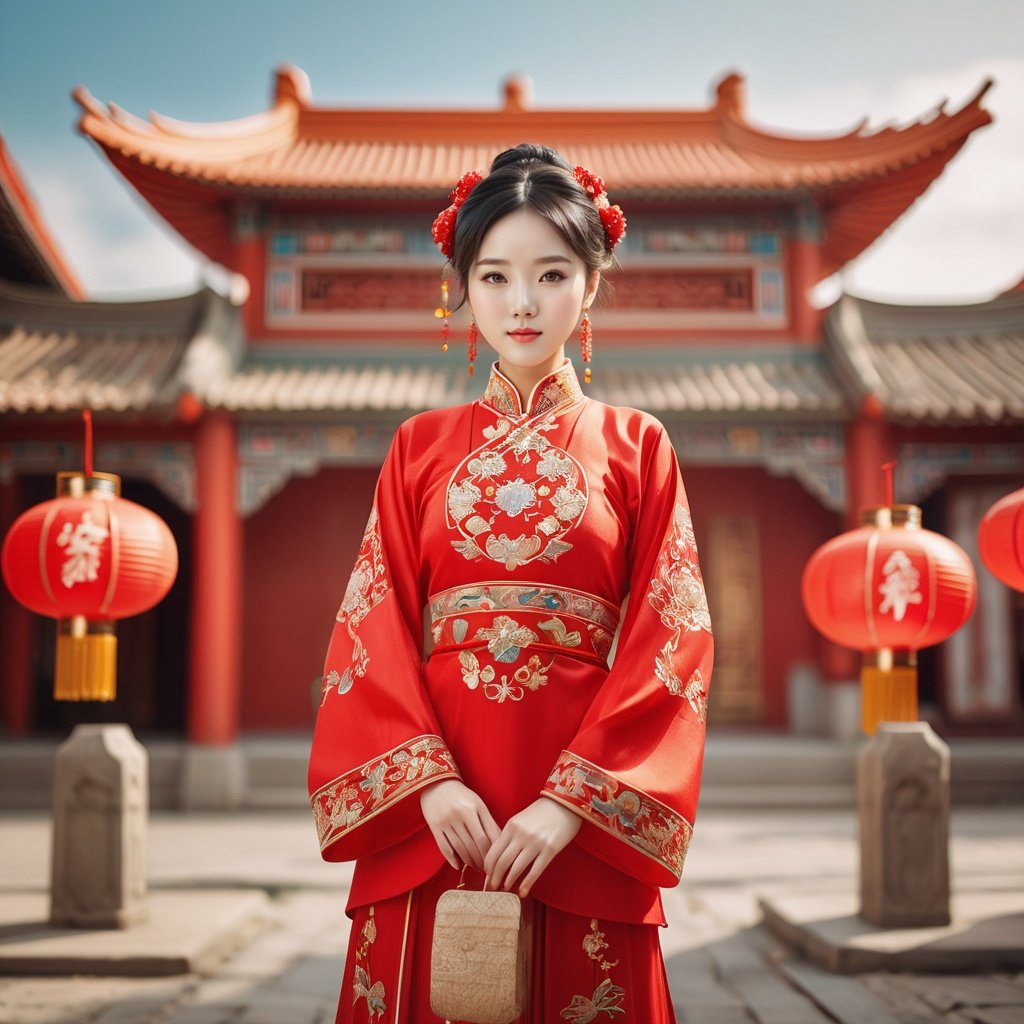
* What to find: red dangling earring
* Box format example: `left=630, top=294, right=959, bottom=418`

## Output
left=580, top=307, right=593, bottom=383
left=434, top=277, right=451, bottom=351
left=467, top=318, right=478, bottom=377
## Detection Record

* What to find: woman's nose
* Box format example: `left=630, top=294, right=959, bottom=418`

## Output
left=511, top=283, right=537, bottom=318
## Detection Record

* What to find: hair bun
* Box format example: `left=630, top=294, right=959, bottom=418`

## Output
left=490, top=143, right=571, bottom=174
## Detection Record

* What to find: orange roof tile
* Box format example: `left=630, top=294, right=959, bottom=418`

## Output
left=75, top=67, right=994, bottom=276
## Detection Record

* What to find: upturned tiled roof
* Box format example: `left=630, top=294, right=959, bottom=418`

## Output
left=201, top=344, right=846, bottom=419
left=0, top=136, right=83, bottom=297
left=74, top=68, right=993, bottom=277
left=825, top=291, right=1024, bottom=424
left=0, top=281, right=242, bottom=414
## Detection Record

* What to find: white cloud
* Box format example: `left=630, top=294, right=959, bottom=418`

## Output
left=756, top=59, right=1024, bottom=302
left=26, top=153, right=206, bottom=300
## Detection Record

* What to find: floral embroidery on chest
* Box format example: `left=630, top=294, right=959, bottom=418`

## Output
left=446, top=394, right=589, bottom=571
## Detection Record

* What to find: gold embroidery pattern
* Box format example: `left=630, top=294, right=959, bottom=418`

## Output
left=474, top=614, right=539, bottom=662
left=432, top=610, right=612, bottom=667
left=655, top=645, right=710, bottom=722
left=561, top=979, right=626, bottom=1022
left=458, top=650, right=494, bottom=690
left=433, top=584, right=616, bottom=702
left=648, top=503, right=712, bottom=711
left=325, top=506, right=389, bottom=700
left=482, top=360, right=583, bottom=420
left=429, top=582, right=620, bottom=635
left=436, top=606, right=609, bottom=695
left=449, top=362, right=588, bottom=570
left=352, top=906, right=386, bottom=1018
left=484, top=654, right=552, bottom=703
left=582, top=918, right=619, bottom=972
left=311, top=735, right=459, bottom=852
left=543, top=751, right=693, bottom=879
left=459, top=649, right=552, bottom=703
left=561, top=921, right=625, bottom=1021
left=447, top=411, right=588, bottom=570
left=648, top=503, right=710, bottom=634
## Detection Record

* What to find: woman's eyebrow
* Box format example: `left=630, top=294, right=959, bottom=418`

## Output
left=475, top=255, right=573, bottom=266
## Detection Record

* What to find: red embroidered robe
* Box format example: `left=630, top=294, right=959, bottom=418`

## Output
left=308, top=359, right=713, bottom=925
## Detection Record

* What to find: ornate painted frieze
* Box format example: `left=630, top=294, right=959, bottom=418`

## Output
left=0, top=441, right=195, bottom=512
left=237, top=421, right=395, bottom=515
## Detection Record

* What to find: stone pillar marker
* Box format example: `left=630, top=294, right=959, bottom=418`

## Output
left=50, top=724, right=148, bottom=929
left=858, top=721, right=951, bottom=928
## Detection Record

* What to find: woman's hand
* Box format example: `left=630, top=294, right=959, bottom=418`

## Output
left=483, top=797, right=582, bottom=898
left=420, top=779, right=501, bottom=873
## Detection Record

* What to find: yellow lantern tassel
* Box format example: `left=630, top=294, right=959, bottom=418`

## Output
left=55, top=616, right=117, bottom=701
left=860, top=648, right=917, bottom=735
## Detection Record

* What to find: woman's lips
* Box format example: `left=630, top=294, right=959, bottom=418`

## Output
left=508, top=329, right=541, bottom=340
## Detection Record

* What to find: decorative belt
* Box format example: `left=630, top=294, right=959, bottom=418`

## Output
left=427, top=582, right=620, bottom=667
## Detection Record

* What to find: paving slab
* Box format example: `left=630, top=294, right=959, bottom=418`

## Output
left=759, top=888, right=1024, bottom=974
left=1, top=807, right=1021, bottom=1022
left=0, top=890, right=269, bottom=977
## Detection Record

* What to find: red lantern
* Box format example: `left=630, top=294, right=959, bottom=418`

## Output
left=802, top=504, right=976, bottom=734
left=2, top=468, right=178, bottom=702
left=978, top=485, right=1024, bottom=592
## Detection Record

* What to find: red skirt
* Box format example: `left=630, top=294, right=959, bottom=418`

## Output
left=336, top=865, right=677, bottom=1023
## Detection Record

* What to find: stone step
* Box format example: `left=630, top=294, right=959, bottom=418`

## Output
left=1, top=733, right=1021, bottom=809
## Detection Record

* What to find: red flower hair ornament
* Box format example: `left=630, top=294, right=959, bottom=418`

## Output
left=572, top=165, right=627, bottom=249
left=431, top=164, right=627, bottom=261
left=431, top=170, right=484, bottom=260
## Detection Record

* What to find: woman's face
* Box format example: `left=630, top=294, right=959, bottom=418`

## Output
left=466, top=207, right=599, bottom=373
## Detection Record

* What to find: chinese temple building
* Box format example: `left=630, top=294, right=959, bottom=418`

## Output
left=2, top=69, right=1022, bottom=805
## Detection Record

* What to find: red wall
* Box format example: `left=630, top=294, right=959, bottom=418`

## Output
left=683, top=465, right=841, bottom=728
left=242, top=466, right=378, bottom=730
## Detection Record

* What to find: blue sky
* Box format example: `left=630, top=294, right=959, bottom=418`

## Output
left=1, top=0, right=1022, bottom=301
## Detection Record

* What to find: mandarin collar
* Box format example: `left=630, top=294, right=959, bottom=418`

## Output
left=480, top=359, right=584, bottom=420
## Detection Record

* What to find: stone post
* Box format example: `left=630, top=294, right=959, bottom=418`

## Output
left=858, top=721, right=951, bottom=927
left=51, top=724, right=148, bottom=928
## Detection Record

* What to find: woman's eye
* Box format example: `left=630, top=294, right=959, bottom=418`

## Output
left=541, top=271, right=566, bottom=282
left=482, top=272, right=506, bottom=284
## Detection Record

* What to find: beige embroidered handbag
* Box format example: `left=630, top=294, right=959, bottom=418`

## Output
left=429, top=886, right=530, bottom=1024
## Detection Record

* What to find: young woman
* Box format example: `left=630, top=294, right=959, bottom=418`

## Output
left=308, top=143, right=713, bottom=1022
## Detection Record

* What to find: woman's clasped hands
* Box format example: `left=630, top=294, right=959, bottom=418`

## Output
left=419, top=779, right=582, bottom=898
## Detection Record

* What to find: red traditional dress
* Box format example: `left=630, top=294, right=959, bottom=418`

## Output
left=308, top=358, right=713, bottom=1023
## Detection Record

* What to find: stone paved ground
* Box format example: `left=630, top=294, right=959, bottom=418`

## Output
left=1, top=807, right=1022, bottom=1023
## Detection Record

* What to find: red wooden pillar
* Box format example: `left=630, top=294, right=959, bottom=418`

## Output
left=0, top=475, right=33, bottom=733
left=844, top=397, right=896, bottom=528
left=232, top=202, right=264, bottom=341
left=789, top=199, right=824, bottom=343
left=187, top=410, right=242, bottom=745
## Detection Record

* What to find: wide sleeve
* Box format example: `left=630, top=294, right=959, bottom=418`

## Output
left=539, top=417, right=713, bottom=888
left=308, top=420, right=461, bottom=862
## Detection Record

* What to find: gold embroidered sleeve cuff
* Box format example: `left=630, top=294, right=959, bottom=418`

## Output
left=311, top=734, right=460, bottom=857
left=541, top=750, right=693, bottom=885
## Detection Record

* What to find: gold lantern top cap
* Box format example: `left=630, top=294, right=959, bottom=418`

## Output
left=56, top=471, right=121, bottom=498
left=859, top=504, right=922, bottom=529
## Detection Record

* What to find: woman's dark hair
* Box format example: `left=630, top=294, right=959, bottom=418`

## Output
left=448, top=143, right=615, bottom=307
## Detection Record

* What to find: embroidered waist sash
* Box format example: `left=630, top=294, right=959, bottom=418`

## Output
left=427, top=582, right=620, bottom=667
